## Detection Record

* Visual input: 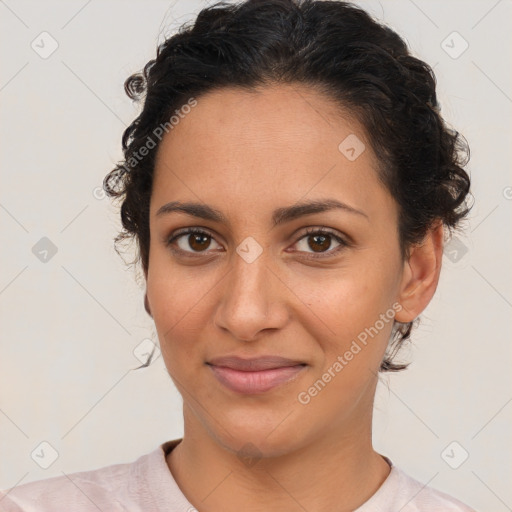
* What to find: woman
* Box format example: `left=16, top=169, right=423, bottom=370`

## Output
left=1, top=0, right=475, bottom=510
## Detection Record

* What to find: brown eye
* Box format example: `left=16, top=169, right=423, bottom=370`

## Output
left=167, top=229, right=222, bottom=254
left=307, top=233, right=331, bottom=252
left=293, top=228, right=348, bottom=258
left=187, top=232, right=211, bottom=251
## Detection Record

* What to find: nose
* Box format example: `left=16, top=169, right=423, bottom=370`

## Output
left=213, top=247, right=289, bottom=342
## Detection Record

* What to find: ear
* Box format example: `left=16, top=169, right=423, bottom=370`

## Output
left=394, top=222, right=444, bottom=323
left=143, top=265, right=152, bottom=317
left=144, top=291, right=153, bottom=317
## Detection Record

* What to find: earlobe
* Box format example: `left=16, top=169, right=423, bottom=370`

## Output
left=144, top=292, right=152, bottom=317
left=394, top=222, right=444, bottom=323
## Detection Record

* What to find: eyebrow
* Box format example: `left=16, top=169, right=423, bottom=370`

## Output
left=156, top=198, right=368, bottom=227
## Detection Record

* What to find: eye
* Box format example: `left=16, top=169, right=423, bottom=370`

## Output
left=292, top=227, right=348, bottom=259
left=166, top=227, right=349, bottom=259
left=166, top=228, right=222, bottom=255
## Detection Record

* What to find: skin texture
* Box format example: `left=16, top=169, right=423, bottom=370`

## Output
left=144, top=83, right=444, bottom=511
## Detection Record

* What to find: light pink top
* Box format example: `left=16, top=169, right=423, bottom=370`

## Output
left=0, top=439, right=476, bottom=511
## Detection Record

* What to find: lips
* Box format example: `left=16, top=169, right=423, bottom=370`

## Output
left=207, top=355, right=305, bottom=372
left=206, top=355, right=307, bottom=394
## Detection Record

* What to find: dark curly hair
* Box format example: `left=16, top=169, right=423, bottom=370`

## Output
left=104, top=0, right=471, bottom=372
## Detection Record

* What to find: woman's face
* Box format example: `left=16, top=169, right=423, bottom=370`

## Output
left=146, top=84, right=408, bottom=456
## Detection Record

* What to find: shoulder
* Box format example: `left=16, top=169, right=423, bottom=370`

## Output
left=389, top=464, right=477, bottom=511
left=357, top=458, right=477, bottom=511
left=0, top=450, right=155, bottom=512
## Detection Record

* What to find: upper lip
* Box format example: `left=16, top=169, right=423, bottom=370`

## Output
left=207, top=356, right=306, bottom=371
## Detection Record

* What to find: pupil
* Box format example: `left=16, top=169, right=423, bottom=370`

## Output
left=309, top=234, right=330, bottom=252
left=190, top=233, right=210, bottom=251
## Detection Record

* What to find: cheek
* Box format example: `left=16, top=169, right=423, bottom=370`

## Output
left=287, top=260, right=397, bottom=338
left=291, top=273, right=395, bottom=416
left=145, top=256, right=221, bottom=367
left=283, top=257, right=400, bottom=393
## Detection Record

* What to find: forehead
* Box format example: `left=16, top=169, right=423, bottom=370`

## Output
left=151, top=84, right=388, bottom=221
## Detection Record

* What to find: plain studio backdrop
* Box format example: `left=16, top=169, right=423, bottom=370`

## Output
left=0, top=1, right=511, bottom=510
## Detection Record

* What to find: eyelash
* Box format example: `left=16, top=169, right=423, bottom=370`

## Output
left=166, top=227, right=349, bottom=260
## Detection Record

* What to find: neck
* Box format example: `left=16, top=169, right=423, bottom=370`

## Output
left=166, top=405, right=390, bottom=512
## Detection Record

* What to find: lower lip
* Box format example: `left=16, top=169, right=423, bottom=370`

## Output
left=207, top=364, right=307, bottom=394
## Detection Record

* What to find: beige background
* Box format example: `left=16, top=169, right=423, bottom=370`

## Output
left=1, top=1, right=511, bottom=510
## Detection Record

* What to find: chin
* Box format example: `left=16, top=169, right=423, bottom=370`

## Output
left=210, top=410, right=309, bottom=460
